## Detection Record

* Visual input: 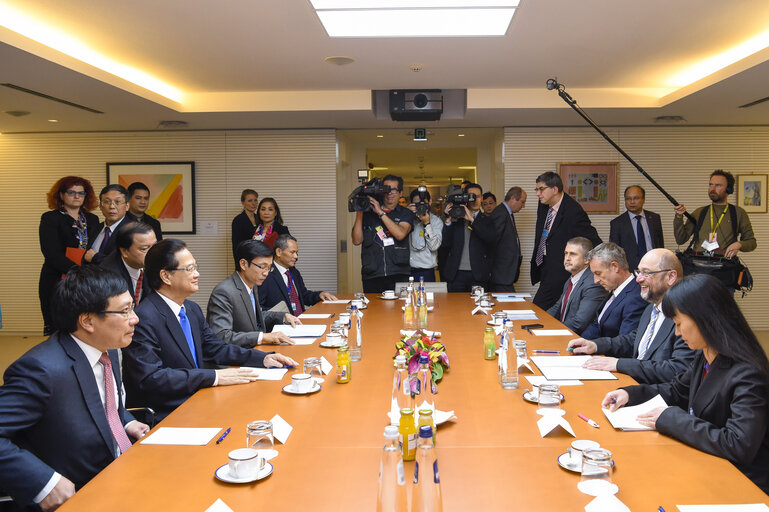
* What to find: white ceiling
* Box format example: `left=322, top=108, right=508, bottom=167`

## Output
left=2, top=0, right=769, bottom=133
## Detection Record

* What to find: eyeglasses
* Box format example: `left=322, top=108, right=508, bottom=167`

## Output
left=101, top=199, right=126, bottom=207
left=64, top=190, right=86, bottom=198
left=100, top=304, right=135, bottom=318
left=633, top=268, right=673, bottom=278
left=249, top=261, right=271, bottom=272
left=534, top=186, right=551, bottom=193
left=169, top=264, right=199, bottom=273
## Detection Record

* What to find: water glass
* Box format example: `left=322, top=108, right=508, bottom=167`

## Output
left=492, top=312, right=507, bottom=326
left=330, top=320, right=347, bottom=339
left=578, top=448, right=615, bottom=496
left=478, top=295, right=492, bottom=308
left=303, top=356, right=324, bottom=383
left=514, top=339, right=528, bottom=362
left=246, top=420, right=275, bottom=459
left=537, top=383, right=561, bottom=408
left=471, top=285, right=484, bottom=298
left=354, top=292, right=367, bottom=308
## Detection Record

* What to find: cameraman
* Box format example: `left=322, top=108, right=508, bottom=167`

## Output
left=351, top=174, right=414, bottom=293
left=407, top=187, right=443, bottom=282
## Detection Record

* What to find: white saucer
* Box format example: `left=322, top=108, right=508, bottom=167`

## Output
left=380, top=295, right=398, bottom=300
left=401, top=306, right=434, bottom=311
left=577, top=480, right=619, bottom=496
left=536, top=408, right=566, bottom=416
left=522, top=390, right=565, bottom=404
left=557, top=452, right=582, bottom=473
left=214, top=462, right=273, bottom=484
left=282, top=382, right=321, bottom=395
left=319, top=338, right=346, bottom=348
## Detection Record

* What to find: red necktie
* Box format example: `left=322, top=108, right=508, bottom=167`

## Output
left=134, top=270, right=143, bottom=304
left=98, top=353, right=133, bottom=454
left=561, top=279, right=573, bottom=322
left=287, top=271, right=303, bottom=316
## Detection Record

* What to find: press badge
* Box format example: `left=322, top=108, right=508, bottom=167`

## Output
left=419, top=230, right=425, bottom=238
left=383, top=237, right=395, bottom=246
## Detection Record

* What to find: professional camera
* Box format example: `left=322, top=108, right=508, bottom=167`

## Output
left=348, top=177, right=392, bottom=212
left=412, top=185, right=430, bottom=217
left=445, top=186, right=477, bottom=219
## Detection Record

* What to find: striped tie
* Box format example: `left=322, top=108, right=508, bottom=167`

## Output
left=98, top=353, right=132, bottom=454
left=535, top=207, right=554, bottom=266
left=637, top=306, right=659, bottom=360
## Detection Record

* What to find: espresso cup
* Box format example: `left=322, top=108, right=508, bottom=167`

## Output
left=351, top=299, right=364, bottom=309
left=383, top=290, right=396, bottom=298
left=292, top=373, right=313, bottom=392
left=325, top=333, right=342, bottom=343
left=228, top=448, right=264, bottom=479
left=568, top=439, right=600, bottom=464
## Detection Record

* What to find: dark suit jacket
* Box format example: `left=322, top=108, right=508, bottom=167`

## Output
left=86, top=219, right=125, bottom=265
left=207, top=273, right=285, bottom=348
left=486, top=204, right=522, bottom=287
left=231, top=210, right=257, bottom=256
left=123, top=291, right=268, bottom=420
left=125, top=211, right=163, bottom=241
left=440, top=215, right=494, bottom=283
left=545, top=268, right=608, bottom=335
left=624, top=353, right=769, bottom=494
left=530, top=194, right=601, bottom=310
left=594, top=304, right=695, bottom=383
left=580, top=278, right=646, bottom=340
left=99, top=251, right=151, bottom=304
left=0, top=334, right=133, bottom=506
left=609, top=210, right=664, bottom=272
left=259, top=264, right=322, bottom=314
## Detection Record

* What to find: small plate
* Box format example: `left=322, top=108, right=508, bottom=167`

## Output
left=577, top=480, right=619, bottom=496
left=380, top=295, right=399, bottom=300
left=557, top=452, right=615, bottom=474
left=282, top=382, right=321, bottom=395
left=522, top=390, right=565, bottom=404
left=214, top=462, right=273, bottom=484
left=319, top=338, right=346, bottom=348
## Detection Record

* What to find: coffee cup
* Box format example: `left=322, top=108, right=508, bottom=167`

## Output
left=228, top=448, right=264, bottom=479
left=351, top=299, right=364, bottom=309
left=292, top=373, right=313, bottom=392
left=383, top=290, right=396, bottom=299
left=325, top=333, right=342, bottom=343
left=492, top=312, right=507, bottom=325
left=568, top=439, right=600, bottom=464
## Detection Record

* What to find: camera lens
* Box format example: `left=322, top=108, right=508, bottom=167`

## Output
left=413, top=93, right=428, bottom=109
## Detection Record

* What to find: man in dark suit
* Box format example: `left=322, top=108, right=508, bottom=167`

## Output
left=84, top=184, right=129, bottom=265
left=609, top=185, right=664, bottom=272
left=486, top=186, right=526, bottom=292
left=570, top=249, right=695, bottom=383
left=99, top=222, right=156, bottom=304
left=531, top=172, right=602, bottom=310
left=208, top=240, right=300, bottom=348
left=258, top=235, right=338, bottom=315
left=546, top=237, right=608, bottom=335
left=122, top=239, right=297, bottom=420
left=0, top=266, right=148, bottom=510
left=125, top=181, right=163, bottom=241
left=579, top=242, right=647, bottom=340
left=440, top=183, right=496, bottom=292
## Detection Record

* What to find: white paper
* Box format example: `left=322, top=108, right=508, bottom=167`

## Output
left=322, top=300, right=350, bottom=304
left=537, top=410, right=576, bottom=437
left=503, top=309, right=538, bottom=316
left=206, top=499, right=235, bottom=512
left=289, top=337, right=317, bottom=345
left=270, top=414, right=293, bottom=444
left=272, top=324, right=327, bottom=337
left=492, top=293, right=532, bottom=298
left=319, top=356, right=333, bottom=375
left=532, top=329, right=573, bottom=336
left=678, top=506, right=769, bottom=512
left=525, top=376, right=583, bottom=387
left=585, top=494, right=631, bottom=512
left=531, top=356, right=618, bottom=381
left=298, top=313, right=333, bottom=319
left=239, top=367, right=288, bottom=381
left=140, top=427, right=222, bottom=446
left=603, top=394, right=668, bottom=431
left=497, top=297, right=525, bottom=302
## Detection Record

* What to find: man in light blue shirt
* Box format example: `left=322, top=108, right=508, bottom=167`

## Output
left=407, top=188, right=443, bottom=282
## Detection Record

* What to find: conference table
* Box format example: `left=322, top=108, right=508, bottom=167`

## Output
left=61, top=293, right=768, bottom=511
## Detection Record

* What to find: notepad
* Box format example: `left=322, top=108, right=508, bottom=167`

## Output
left=525, top=376, right=583, bottom=387
left=298, top=313, right=333, bottom=319
left=531, top=355, right=618, bottom=381
left=239, top=367, right=288, bottom=381
left=492, top=293, right=532, bottom=298
left=289, top=337, right=317, bottom=345
left=602, top=394, right=668, bottom=431
left=272, top=324, right=327, bottom=337
left=532, top=329, right=572, bottom=336
left=322, top=300, right=350, bottom=304
left=140, top=427, right=222, bottom=445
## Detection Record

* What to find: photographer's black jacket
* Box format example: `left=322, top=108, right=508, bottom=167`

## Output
left=360, top=206, right=415, bottom=280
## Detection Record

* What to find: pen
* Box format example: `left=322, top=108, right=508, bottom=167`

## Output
left=526, top=328, right=533, bottom=335
left=532, top=350, right=559, bottom=354
left=216, top=427, right=231, bottom=444
left=567, top=346, right=574, bottom=352
left=577, top=413, right=600, bottom=428
left=658, top=507, right=666, bottom=512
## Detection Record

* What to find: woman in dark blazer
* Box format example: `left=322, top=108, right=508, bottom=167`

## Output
left=252, top=197, right=289, bottom=249
left=39, top=176, right=100, bottom=334
left=603, top=274, right=769, bottom=494
left=231, top=189, right=259, bottom=256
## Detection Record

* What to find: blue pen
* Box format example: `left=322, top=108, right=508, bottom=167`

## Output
left=658, top=507, right=666, bottom=512
left=216, top=427, right=231, bottom=444
left=533, top=350, right=559, bottom=354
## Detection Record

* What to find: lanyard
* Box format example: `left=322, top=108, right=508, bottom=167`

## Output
left=709, top=204, right=728, bottom=236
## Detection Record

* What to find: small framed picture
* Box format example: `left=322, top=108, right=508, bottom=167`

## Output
left=736, top=174, right=768, bottom=214
left=557, top=162, right=620, bottom=214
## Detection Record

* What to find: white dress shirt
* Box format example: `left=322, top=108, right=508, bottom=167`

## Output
left=597, top=274, right=635, bottom=323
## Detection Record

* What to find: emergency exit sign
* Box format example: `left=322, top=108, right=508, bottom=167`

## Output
left=414, top=128, right=427, bottom=141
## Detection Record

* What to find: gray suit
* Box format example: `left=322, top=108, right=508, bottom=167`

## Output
left=206, top=272, right=285, bottom=348
left=546, top=268, right=608, bottom=335
left=594, top=303, right=696, bottom=384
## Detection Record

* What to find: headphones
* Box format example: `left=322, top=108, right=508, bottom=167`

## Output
left=712, top=170, right=735, bottom=195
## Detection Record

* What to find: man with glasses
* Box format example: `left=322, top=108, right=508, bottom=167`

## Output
left=123, top=239, right=297, bottom=420
left=568, top=249, right=695, bottom=384
left=85, top=184, right=129, bottom=265
left=351, top=174, right=414, bottom=293
left=208, top=239, right=301, bottom=347
left=530, top=172, right=601, bottom=310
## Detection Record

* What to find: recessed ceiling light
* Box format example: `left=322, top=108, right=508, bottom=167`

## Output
left=324, top=56, right=355, bottom=65
left=376, top=134, right=384, bottom=138
left=457, top=133, right=465, bottom=137
left=48, top=119, right=58, bottom=123
left=371, top=166, right=389, bottom=171
left=458, top=166, right=476, bottom=170
left=310, top=1, right=519, bottom=37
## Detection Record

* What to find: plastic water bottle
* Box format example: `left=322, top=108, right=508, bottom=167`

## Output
left=499, top=320, right=518, bottom=389
left=414, top=355, right=435, bottom=413
left=376, top=425, right=408, bottom=512
left=412, top=425, right=443, bottom=512
left=349, top=305, right=362, bottom=361
left=391, top=355, right=413, bottom=419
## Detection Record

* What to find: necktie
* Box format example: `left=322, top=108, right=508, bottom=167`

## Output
left=178, top=306, right=199, bottom=368
left=98, top=353, right=132, bottom=454
left=287, top=271, right=304, bottom=316
left=635, top=215, right=648, bottom=257
left=134, top=270, right=143, bottom=304
left=250, top=290, right=257, bottom=319
left=561, top=279, right=574, bottom=321
left=597, top=293, right=616, bottom=324
left=637, top=306, right=659, bottom=359
left=535, top=207, right=554, bottom=266
left=98, top=226, right=112, bottom=253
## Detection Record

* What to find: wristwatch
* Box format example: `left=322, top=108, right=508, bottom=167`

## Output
left=379, top=212, right=386, bottom=218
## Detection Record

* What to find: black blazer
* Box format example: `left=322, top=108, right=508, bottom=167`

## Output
left=594, top=304, right=695, bottom=384
left=581, top=278, right=647, bottom=340
left=125, top=211, right=163, bottom=241
left=486, top=204, right=522, bottom=287
left=86, top=219, right=124, bottom=265
left=231, top=210, right=257, bottom=256
left=609, top=210, right=664, bottom=272
left=440, top=215, right=494, bottom=283
left=545, top=268, right=608, bottom=335
left=0, top=334, right=133, bottom=506
left=624, top=353, right=769, bottom=494
left=123, top=292, right=268, bottom=420
left=99, top=251, right=151, bottom=304
left=258, top=264, right=322, bottom=314
left=39, top=209, right=100, bottom=277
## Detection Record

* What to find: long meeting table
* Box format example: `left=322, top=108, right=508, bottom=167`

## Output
left=60, top=293, right=769, bottom=511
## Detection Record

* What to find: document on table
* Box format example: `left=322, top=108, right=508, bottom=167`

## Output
left=239, top=367, right=288, bottom=381
left=140, top=427, right=222, bottom=445
left=492, top=293, right=532, bottom=298
left=525, top=375, right=583, bottom=388
left=289, top=337, right=317, bottom=345
left=602, top=394, right=668, bottom=431
left=503, top=309, right=539, bottom=320
left=298, top=313, right=333, bottom=319
left=531, top=355, right=618, bottom=381
left=677, top=506, right=769, bottom=512
left=272, top=324, right=327, bottom=337
left=322, top=300, right=350, bottom=304
left=496, top=297, right=525, bottom=303
left=532, top=329, right=573, bottom=336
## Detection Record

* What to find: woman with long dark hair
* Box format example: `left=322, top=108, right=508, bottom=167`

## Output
left=252, top=197, right=289, bottom=249
left=39, top=176, right=100, bottom=334
left=602, top=273, right=769, bottom=494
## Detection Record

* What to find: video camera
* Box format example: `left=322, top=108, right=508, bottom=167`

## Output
left=348, top=169, right=393, bottom=212
left=412, top=185, right=430, bottom=217
left=445, top=186, right=477, bottom=219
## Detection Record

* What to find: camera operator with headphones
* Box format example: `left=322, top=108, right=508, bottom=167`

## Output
left=407, top=186, right=443, bottom=282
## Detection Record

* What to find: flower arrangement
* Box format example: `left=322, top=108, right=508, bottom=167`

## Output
left=395, top=330, right=450, bottom=394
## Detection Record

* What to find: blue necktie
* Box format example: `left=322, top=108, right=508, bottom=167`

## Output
left=635, top=214, right=648, bottom=257
left=178, top=306, right=198, bottom=368
left=250, top=291, right=257, bottom=318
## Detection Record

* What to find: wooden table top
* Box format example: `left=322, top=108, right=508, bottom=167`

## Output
left=61, top=293, right=769, bottom=511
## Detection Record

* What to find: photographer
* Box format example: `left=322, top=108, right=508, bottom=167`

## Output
left=407, top=187, right=443, bottom=282
left=351, top=174, right=414, bottom=293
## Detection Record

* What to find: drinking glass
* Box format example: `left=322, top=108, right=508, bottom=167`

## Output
left=514, top=339, right=528, bottom=362
left=303, top=356, right=324, bottom=383
left=537, top=383, right=561, bottom=408
left=578, top=448, right=615, bottom=496
left=246, top=420, right=276, bottom=460
left=471, top=285, right=484, bottom=299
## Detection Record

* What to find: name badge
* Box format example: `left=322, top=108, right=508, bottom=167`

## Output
left=383, top=237, right=395, bottom=246
left=701, top=239, right=719, bottom=252
left=290, top=302, right=297, bottom=311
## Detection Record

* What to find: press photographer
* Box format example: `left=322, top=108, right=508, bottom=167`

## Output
left=408, top=186, right=442, bottom=282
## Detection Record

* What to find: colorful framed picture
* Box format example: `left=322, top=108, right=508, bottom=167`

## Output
left=107, top=162, right=196, bottom=234
left=736, top=174, right=768, bottom=213
left=557, top=162, right=620, bottom=214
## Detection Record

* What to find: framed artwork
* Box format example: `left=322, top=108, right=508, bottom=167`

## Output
left=558, top=162, right=620, bottom=214
left=107, top=162, right=196, bottom=234
left=736, top=174, right=767, bottom=214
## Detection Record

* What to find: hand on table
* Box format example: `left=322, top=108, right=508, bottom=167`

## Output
left=319, top=291, right=338, bottom=302
left=636, top=406, right=668, bottom=429
left=582, top=356, right=618, bottom=372
left=568, top=338, right=597, bottom=355
left=126, top=421, right=150, bottom=441
left=284, top=313, right=302, bottom=326
left=601, top=389, right=629, bottom=412
left=264, top=353, right=298, bottom=368
left=262, top=332, right=295, bottom=345
left=215, top=368, right=260, bottom=386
